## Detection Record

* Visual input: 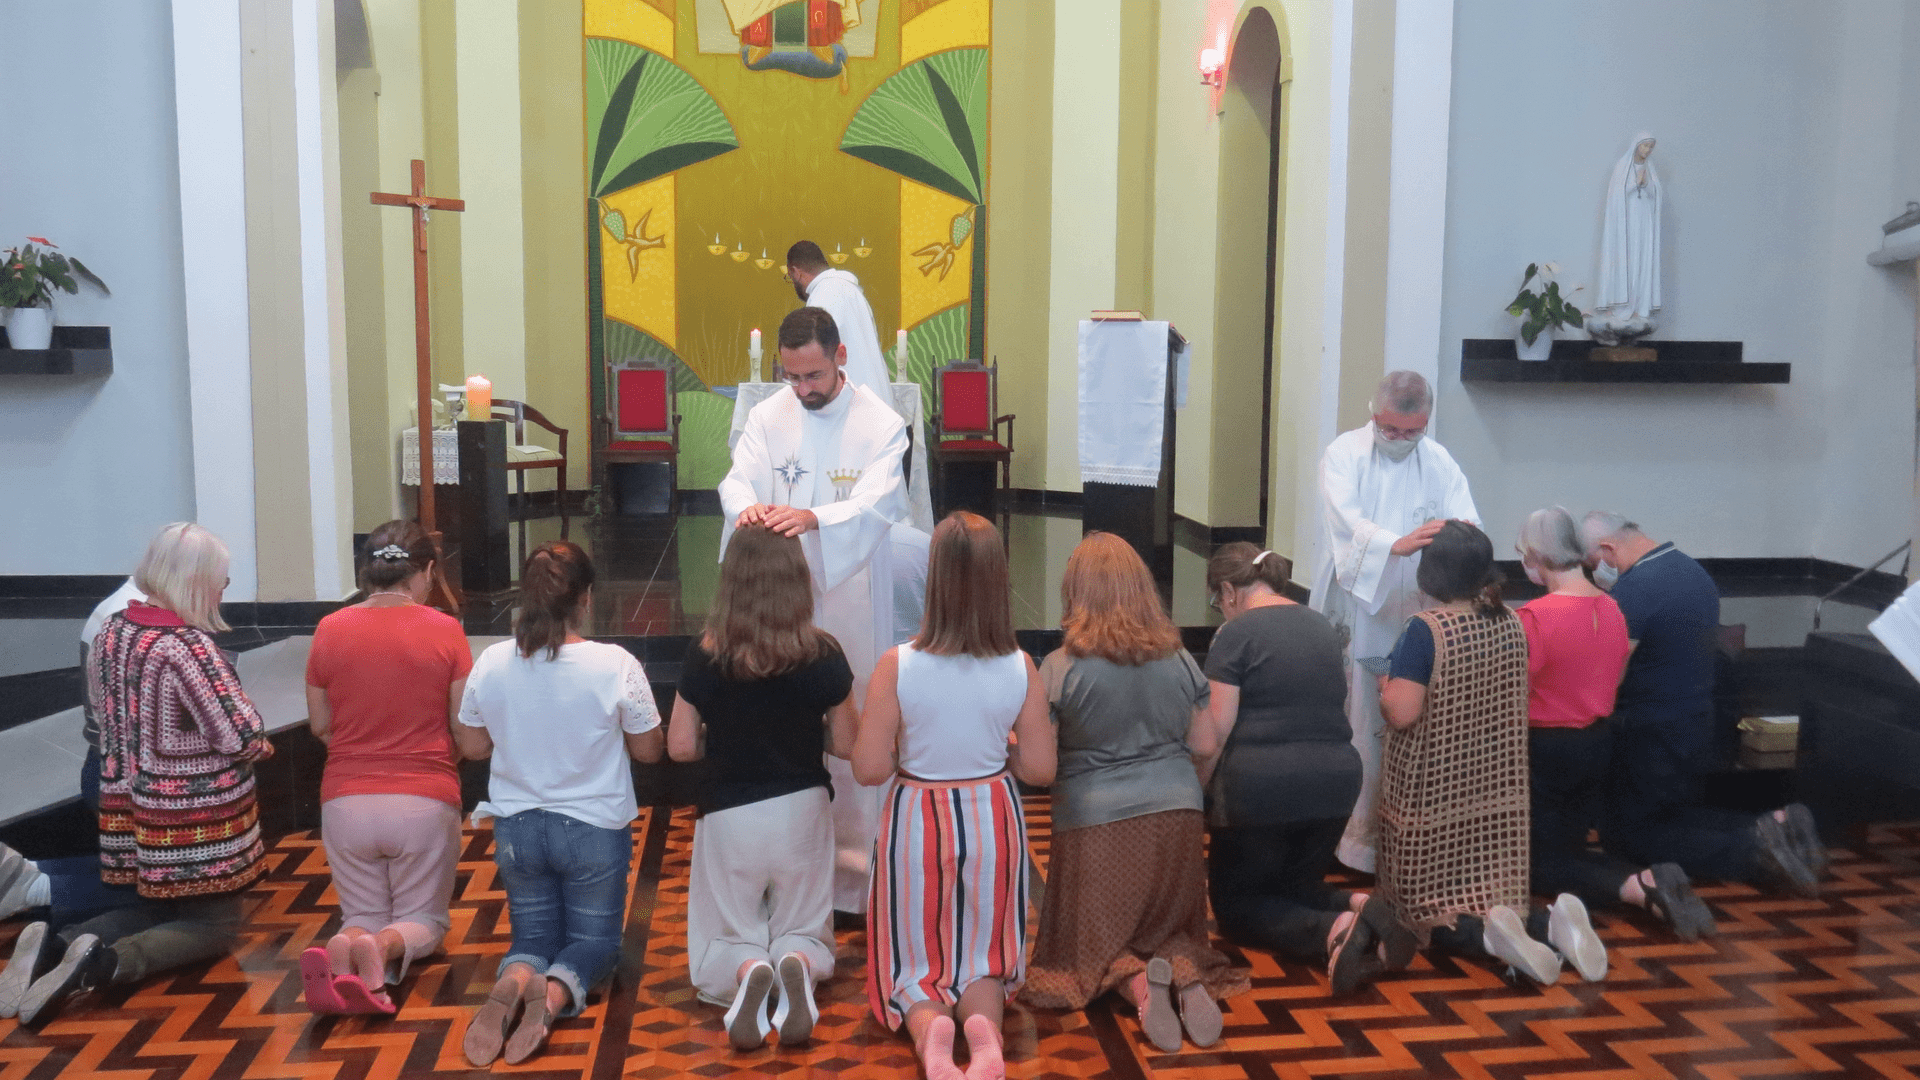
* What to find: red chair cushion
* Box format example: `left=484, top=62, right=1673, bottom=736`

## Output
left=606, top=440, right=675, bottom=455
left=938, top=439, right=1008, bottom=453
left=616, top=368, right=669, bottom=434
left=940, top=369, right=992, bottom=433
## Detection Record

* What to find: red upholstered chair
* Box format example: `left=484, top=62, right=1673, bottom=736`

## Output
left=933, top=359, right=1015, bottom=513
left=601, top=357, right=680, bottom=512
left=490, top=399, right=570, bottom=534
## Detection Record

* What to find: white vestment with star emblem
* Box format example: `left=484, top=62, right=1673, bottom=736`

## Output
left=719, top=381, right=908, bottom=911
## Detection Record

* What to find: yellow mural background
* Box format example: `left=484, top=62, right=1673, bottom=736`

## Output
left=598, top=174, right=677, bottom=348
left=899, top=177, right=972, bottom=329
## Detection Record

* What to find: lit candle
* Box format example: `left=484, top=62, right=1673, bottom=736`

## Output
left=749, top=328, right=762, bottom=359
left=465, top=374, right=492, bottom=421
left=896, top=328, right=908, bottom=362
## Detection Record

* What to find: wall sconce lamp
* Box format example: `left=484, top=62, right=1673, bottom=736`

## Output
left=1199, top=46, right=1224, bottom=87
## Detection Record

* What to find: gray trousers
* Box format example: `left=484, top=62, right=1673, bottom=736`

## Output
left=58, top=893, right=245, bottom=984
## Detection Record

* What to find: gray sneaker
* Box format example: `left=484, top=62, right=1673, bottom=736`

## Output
left=1483, top=906, right=1561, bottom=986
left=0, top=921, right=53, bottom=1019
left=17, top=933, right=111, bottom=1028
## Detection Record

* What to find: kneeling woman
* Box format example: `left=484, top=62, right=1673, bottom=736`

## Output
left=455, top=542, right=664, bottom=1065
left=855, top=512, right=1056, bottom=1080
left=668, top=525, right=859, bottom=1051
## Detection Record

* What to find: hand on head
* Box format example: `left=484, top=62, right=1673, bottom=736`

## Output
left=1390, top=519, right=1447, bottom=558
left=736, top=504, right=817, bottom=537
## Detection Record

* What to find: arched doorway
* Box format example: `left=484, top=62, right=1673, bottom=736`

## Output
left=1210, top=7, right=1284, bottom=537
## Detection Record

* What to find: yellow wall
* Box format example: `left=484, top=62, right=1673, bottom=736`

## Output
left=984, top=0, right=1052, bottom=490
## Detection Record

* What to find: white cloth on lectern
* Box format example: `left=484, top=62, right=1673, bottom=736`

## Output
left=1078, top=320, right=1181, bottom=487
left=718, top=381, right=908, bottom=911
left=1869, top=578, right=1920, bottom=684
left=805, top=269, right=895, bottom=404
left=1309, top=422, right=1479, bottom=873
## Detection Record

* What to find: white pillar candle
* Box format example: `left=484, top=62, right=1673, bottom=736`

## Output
left=896, top=328, right=908, bottom=360
left=749, top=327, right=762, bottom=359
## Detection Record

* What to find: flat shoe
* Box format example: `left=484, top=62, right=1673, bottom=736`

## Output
left=724, top=960, right=774, bottom=1051
left=1140, top=957, right=1182, bottom=1053
left=1784, top=803, right=1827, bottom=879
left=1482, top=906, right=1560, bottom=986
left=0, top=921, right=51, bottom=1019
left=502, top=975, right=554, bottom=1065
left=299, top=948, right=350, bottom=1014
left=17, top=933, right=105, bottom=1028
left=770, top=952, right=816, bottom=1045
left=334, top=973, right=397, bottom=1015
left=1645, top=862, right=1717, bottom=941
left=1327, top=913, right=1382, bottom=996
left=1546, top=894, right=1607, bottom=982
left=1755, top=813, right=1819, bottom=898
left=1358, top=893, right=1418, bottom=971
left=462, top=975, right=522, bottom=1066
left=1176, top=980, right=1222, bottom=1048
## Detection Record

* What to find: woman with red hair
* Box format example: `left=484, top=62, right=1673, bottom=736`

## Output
left=1018, top=533, right=1248, bottom=1053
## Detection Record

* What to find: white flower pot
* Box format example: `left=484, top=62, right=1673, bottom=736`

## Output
left=6, top=305, right=53, bottom=350
left=1515, top=327, right=1553, bottom=361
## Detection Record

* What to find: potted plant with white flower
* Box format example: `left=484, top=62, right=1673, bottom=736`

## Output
left=1505, top=262, right=1583, bottom=361
left=1, top=237, right=109, bottom=350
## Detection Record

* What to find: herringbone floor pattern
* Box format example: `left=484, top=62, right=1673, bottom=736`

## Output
left=2, top=805, right=1915, bottom=1080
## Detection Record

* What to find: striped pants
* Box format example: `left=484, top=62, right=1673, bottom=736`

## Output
left=866, top=772, right=1028, bottom=1029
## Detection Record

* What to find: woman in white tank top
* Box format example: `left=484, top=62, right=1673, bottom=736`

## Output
left=853, top=513, right=1054, bottom=1080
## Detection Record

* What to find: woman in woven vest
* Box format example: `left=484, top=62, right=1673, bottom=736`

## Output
left=6, top=523, right=274, bottom=1028
left=1375, top=521, right=1603, bottom=986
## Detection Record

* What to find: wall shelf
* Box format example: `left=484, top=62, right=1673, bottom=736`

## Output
left=1461, top=338, right=1789, bottom=384
left=0, top=325, right=113, bottom=376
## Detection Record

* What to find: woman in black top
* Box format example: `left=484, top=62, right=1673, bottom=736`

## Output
left=1198, top=544, right=1411, bottom=994
left=667, top=526, right=858, bottom=1051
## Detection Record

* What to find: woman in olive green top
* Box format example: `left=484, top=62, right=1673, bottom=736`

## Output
left=1018, top=534, right=1248, bottom=1054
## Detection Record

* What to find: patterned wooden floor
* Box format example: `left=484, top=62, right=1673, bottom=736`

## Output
left=2, top=803, right=1917, bottom=1080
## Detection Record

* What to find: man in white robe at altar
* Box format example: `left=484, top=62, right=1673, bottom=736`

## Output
left=1309, top=370, right=1480, bottom=873
left=786, top=240, right=893, bottom=400
left=720, top=306, right=909, bottom=914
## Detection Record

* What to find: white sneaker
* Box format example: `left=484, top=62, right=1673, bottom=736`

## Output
left=1482, top=906, right=1561, bottom=986
left=723, top=960, right=775, bottom=1051
left=769, top=952, right=818, bottom=1045
left=1547, top=893, right=1608, bottom=982
left=0, top=921, right=48, bottom=1018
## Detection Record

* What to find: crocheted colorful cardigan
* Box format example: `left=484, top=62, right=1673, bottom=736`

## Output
left=87, top=603, right=272, bottom=899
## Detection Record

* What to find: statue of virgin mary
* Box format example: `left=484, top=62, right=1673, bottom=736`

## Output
left=1587, top=132, right=1662, bottom=344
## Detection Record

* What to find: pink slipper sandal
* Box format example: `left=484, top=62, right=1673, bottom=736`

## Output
left=333, top=973, right=398, bottom=1015
left=299, top=948, right=350, bottom=1014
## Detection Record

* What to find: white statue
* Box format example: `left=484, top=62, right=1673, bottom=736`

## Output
left=1587, top=132, right=1662, bottom=344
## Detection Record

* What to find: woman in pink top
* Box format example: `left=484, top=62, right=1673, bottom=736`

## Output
left=1517, top=507, right=1715, bottom=941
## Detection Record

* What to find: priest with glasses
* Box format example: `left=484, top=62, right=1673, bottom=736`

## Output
left=720, top=306, right=910, bottom=916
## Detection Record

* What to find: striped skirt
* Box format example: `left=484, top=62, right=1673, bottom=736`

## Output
left=867, top=772, right=1028, bottom=1029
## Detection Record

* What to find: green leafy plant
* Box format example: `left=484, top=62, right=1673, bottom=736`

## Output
left=0, top=237, right=108, bottom=309
left=1505, top=262, right=1582, bottom=346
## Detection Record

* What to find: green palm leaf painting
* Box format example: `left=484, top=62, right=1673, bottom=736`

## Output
left=603, top=318, right=711, bottom=395
left=840, top=48, right=987, bottom=204
left=588, top=39, right=738, bottom=198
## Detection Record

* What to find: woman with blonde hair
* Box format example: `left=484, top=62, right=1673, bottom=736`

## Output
left=455, top=541, right=663, bottom=1066
left=855, top=512, right=1055, bottom=1080
left=1018, top=532, right=1247, bottom=1052
left=667, top=525, right=859, bottom=1050
left=299, top=521, right=472, bottom=1015
left=6, top=523, right=273, bottom=1027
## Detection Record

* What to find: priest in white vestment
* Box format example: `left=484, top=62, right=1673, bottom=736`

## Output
left=1309, top=371, right=1480, bottom=873
left=786, top=240, right=893, bottom=400
left=720, top=306, right=909, bottom=913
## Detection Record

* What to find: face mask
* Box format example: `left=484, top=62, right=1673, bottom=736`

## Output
left=1524, top=562, right=1545, bottom=587
left=1374, top=430, right=1420, bottom=460
left=1593, top=562, right=1619, bottom=589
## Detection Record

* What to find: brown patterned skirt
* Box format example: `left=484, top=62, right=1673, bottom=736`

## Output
left=1019, top=808, right=1250, bottom=1010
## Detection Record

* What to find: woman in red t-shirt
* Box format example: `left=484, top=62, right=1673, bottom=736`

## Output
left=1517, top=507, right=1716, bottom=943
left=299, top=520, right=473, bottom=1014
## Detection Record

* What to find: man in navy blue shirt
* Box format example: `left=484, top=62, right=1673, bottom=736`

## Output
left=1580, top=512, right=1822, bottom=896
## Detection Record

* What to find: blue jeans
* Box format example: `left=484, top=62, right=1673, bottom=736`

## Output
left=491, top=809, right=632, bottom=1016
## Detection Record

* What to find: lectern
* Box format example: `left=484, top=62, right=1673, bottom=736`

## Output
left=1077, top=316, right=1188, bottom=578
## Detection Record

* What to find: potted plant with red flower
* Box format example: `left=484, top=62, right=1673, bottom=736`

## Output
left=1, top=238, right=109, bottom=350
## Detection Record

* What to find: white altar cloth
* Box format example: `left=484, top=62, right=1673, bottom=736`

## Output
left=1077, top=320, right=1188, bottom=487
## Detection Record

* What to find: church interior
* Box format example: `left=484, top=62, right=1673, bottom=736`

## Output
left=4, top=0, right=1920, bottom=1076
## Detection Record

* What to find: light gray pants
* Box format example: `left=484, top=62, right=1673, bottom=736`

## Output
left=687, top=787, right=836, bottom=1005
left=321, top=794, right=461, bottom=980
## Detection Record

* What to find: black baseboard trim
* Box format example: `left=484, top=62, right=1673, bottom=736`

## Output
left=1172, top=514, right=1265, bottom=550
left=1006, top=488, right=1083, bottom=507
left=0, top=575, right=124, bottom=600
left=0, top=667, right=82, bottom=733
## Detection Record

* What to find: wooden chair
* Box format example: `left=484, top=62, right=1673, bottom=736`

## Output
left=601, top=356, right=681, bottom=512
left=490, top=399, right=569, bottom=534
left=932, top=359, right=1015, bottom=516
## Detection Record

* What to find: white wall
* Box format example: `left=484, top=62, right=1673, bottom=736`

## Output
left=1439, top=0, right=1920, bottom=565
left=0, top=1, right=197, bottom=575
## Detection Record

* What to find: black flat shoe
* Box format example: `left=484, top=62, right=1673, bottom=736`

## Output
left=1782, top=804, right=1826, bottom=880
left=1358, top=894, right=1418, bottom=971
left=1328, top=913, right=1382, bottom=996
left=1754, top=813, right=1819, bottom=899
left=1643, top=862, right=1717, bottom=941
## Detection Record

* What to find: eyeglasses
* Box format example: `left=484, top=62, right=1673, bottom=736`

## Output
left=1375, top=422, right=1427, bottom=440
left=781, top=368, right=839, bottom=389
left=1208, top=589, right=1226, bottom=612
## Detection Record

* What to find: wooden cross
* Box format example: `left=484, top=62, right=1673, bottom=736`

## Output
left=371, top=159, right=465, bottom=536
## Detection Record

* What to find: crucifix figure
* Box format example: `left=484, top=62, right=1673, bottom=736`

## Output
left=371, top=159, right=465, bottom=536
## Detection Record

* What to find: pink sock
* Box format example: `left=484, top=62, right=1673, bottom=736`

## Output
left=962, top=1014, right=1005, bottom=1080
left=920, top=1014, right=964, bottom=1080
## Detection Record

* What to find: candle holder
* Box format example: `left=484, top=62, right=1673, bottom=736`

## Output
left=750, top=352, right=763, bottom=384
